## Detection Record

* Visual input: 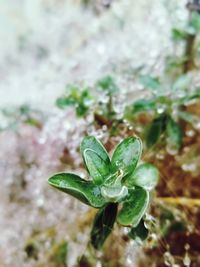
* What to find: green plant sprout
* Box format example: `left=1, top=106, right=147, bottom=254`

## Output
left=96, top=75, right=118, bottom=118
left=0, top=104, right=43, bottom=131
left=56, top=85, right=93, bottom=118
left=56, top=76, right=119, bottom=122
left=48, top=136, right=159, bottom=249
left=56, top=76, right=122, bottom=133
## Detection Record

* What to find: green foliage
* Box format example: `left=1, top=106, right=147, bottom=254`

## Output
left=125, top=71, right=200, bottom=150
left=117, top=187, right=149, bottom=227
left=172, top=28, right=187, bottom=41
left=172, top=74, right=191, bottom=91
left=166, top=117, right=183, bottom=149
left=131, top=99, right=156, bottom=114
left=139, top=75, right=161, bottom=91
left=126, top=163, right=159, bottom=191
left=160, top=208, right=186, bottom=237
left=111, top=137, right=142, bottom=177
left=48, top=173, right=106, bottom=208
left=146, top=113, right=168, bottom=147
left=56, top=85, right=93, bottom=117
left=128, top=219, right=149, bottom=242
left=49, top=241, right=68, bottom=265
left=56, top=76, right=120, bottom=125
left=97, top=75, right=119, bottom=95
left=145, top=113, right=184, bottom=149
left=48, top=136, right=159, bottom=249
left=187, top=12, right=200, bottom=34
left=90, top=203, right=118, bottom=249
left=172, top=12, right=200, bottom=40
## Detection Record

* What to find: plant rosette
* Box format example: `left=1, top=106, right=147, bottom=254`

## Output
left=48, top=136, right=159, bottom=249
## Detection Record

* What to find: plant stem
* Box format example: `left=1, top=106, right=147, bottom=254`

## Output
left=183, top=33, right=196, bottom=73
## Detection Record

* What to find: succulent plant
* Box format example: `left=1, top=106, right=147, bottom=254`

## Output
left=48, top=136, right=159, bottom=249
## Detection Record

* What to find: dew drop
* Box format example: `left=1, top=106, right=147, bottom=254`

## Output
left=186, top=130, right=195, bottom=137
left=166, top=144, right=178, bottom=156
left=182, top=163, right=197, bottom=172
left=183, top=252, right=191, bottom=267
left=157, top=105, right=166, bottom=114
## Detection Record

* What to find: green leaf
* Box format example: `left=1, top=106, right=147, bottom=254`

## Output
left=172, top=75, right=191, bottom=91
left=146, top=114, right=168, bottom=147
left=56, top=96, right=76, bottom=109
left=187, top=12, right=200, bottom=34
left=125, top=163, right=159, bottom=191
left=80, top=136, right=110, bottom=166
left=111, top=137, right=142, bottom=177
left=178, top=111, right=199, bottom=124
left=117, top=187, right=149, bottom=227
left=172, top=28, right=187, bottom=41
left=132, top=99, right=156, bottom=113
left=48, top=173, right=106, bottom=208
left=84, top=149, right=110, bottom=185
left=166, top=117, right=183, bottom=149
left=128, top=219, right=148, bottom=241
left=97, top=76, right=118, bottom=95
left=90, top=203, right=118, bottom=249
left=139, top=75, right=161, bottom=91
left=49, top=241, right=68, bottom=264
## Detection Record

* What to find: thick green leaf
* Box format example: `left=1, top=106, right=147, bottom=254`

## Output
left=139, top=75, right=160, bottom=91
left=146, top=114, right=168, bottom=147
left=132, top=99, right=156, bottom=113
left=80, top=136, right=110, bottom=166
left=117, top=187, right=149, bottom=227
left=90, top=203, right=118, bottom=249
left=172, top=75, right=191, bottom=91
left=128, top=219, right=148, bottom=241
left=48, top=173, right=106, bottom=208
left=111, top=137, right=142, bottom=177
left=125, top=163, right=159, bottom=191
left=166, top=117, right=183, bottom=149
left=84, top=149, right=110, bottom=185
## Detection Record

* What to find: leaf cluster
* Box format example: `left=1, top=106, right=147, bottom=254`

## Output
left=56, top=85, right=93, bottom=117
left=48, top=136, right=159, bottom=249
left=125, top=74, right=200, bottom=149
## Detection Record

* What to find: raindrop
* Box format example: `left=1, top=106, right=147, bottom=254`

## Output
left=156, top=151, right=165, bottom=160
left=194, top=120, right=200, bottom=130
left=182, top=163, right=197, bottom=172
left=157, top=105, right=166, bottom=114
left=164, top=251, right=175, bottom=266
left=166, top=144, right=178, bottom=156
left=183, top=252, right=191, bottom=267
left=186, top=130, right=195, bottom=137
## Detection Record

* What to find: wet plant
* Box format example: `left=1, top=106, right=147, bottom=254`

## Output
left=56, top=76, right=123, bottom=134
left=125, top=73, right=200, bottom=150
left=56, top=85, right=93, bottom=118
left=48, top=136, right=159, bottom=249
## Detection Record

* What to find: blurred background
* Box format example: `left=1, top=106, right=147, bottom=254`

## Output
left=0, top=0, right=180, bottom=107
left=1, top=1, right=200, bottom=267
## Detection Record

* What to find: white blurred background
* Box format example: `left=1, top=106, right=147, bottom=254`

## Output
left=0, top=0, right=186, bottom=108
